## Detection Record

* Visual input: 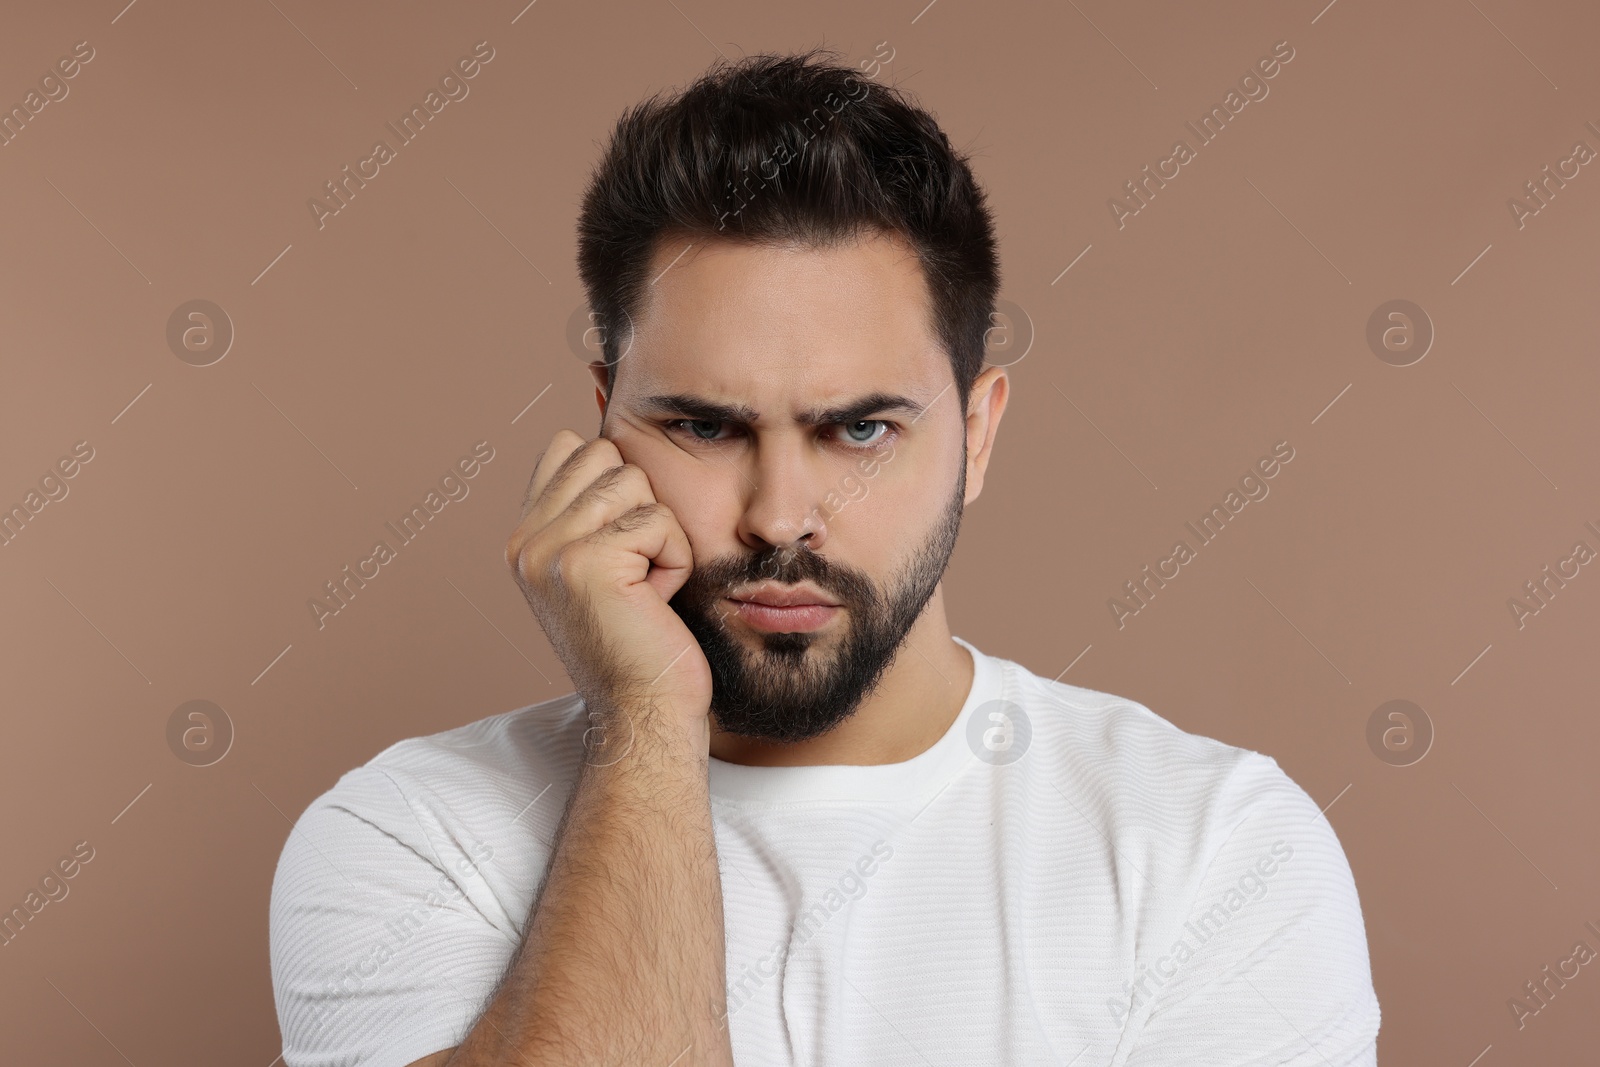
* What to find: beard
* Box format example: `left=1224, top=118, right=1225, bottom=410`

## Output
left=667, top=462, right=966, bottom=744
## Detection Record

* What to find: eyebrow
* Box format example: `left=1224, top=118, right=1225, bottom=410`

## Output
left=635, top=391, right=928, bottom=427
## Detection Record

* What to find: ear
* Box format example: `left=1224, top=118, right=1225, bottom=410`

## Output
left=962, top=366, right=1009, bottom=505
left=587, top=362, right=610, bottom=420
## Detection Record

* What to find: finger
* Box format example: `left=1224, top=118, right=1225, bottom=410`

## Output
left=518, top=432, right=623, bottom=527
left=579, top=500, right=696, bottom=604
left=518, top=429, right=583, bottom=523
left=538, top=462, right=655, bottom=549
left=507, top=450, right=650, bottom=587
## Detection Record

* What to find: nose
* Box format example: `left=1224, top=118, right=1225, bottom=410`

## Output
left=734, top=436, right=830, bottom=556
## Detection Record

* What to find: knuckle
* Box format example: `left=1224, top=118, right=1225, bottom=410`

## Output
left=547, top=543, right=585, bottom=587
left=580, top=462, right=634, bottom=503
left=612, top=501, right=661, bottom=533
left=617, top=463, right=651, bottom=491
left=546, top=544, right=568, bottom=583
left=507, top=539, right=543, bottom=586
left=570, top=436, right=613, bottom=466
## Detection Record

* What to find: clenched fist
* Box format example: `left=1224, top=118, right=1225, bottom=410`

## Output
left=505, top=430, right=713, bottom=754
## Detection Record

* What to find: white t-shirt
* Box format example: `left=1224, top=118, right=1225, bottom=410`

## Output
left=269, top=636, right=1381, bottom=1066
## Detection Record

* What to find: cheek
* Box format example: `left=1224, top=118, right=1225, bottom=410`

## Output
left=835, top=455, right=952, bottom=561
left=604, top=417, right=726, bottom=539
left=646, top=462, right=741, bottom=552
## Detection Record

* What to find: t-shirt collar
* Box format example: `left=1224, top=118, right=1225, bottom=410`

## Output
left=707, top=635, right=997, bottom=807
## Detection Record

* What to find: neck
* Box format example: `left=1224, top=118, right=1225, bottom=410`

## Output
left=707, top=585, right=974, bottom=767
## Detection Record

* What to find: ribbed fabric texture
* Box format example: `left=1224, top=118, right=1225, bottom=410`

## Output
left=269, top=636, right=1380, bottom=1066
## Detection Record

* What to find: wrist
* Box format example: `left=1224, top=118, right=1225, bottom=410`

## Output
left=579, top=700, right=710, bottom=774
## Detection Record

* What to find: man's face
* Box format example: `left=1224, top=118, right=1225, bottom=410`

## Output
left=594, top=229, right=973, bottom=743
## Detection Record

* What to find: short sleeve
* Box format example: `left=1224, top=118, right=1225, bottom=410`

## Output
left=1121, top=754, right=1382, bottom=1066
left=268, top=766, right=519, bottom=1067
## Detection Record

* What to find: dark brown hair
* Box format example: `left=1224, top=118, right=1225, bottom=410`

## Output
left=576, top=48, right=1000, bottom=412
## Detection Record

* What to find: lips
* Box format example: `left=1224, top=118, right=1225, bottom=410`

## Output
left=729, top=582, right=841, bottom=608
left=727, top=600, right=840, bottom=634
left=723, top=582, right=843, bottom=634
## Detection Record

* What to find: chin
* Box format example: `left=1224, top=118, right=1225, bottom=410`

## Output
left=709, top=702, right=860, bottom=745
left=746, top=628, right=827, bottom=654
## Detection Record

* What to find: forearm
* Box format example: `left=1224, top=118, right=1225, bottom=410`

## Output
left=448, top=711, right=733, bottom=1067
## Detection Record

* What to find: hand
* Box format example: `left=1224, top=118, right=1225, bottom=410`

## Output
left=505, top=430, right=713, bottom=751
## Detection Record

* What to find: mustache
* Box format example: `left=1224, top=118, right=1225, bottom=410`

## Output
left=671, top=544, right=875, bottom=609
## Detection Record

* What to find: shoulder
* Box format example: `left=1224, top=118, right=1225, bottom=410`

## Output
left=996, top=650, right=1299, bottom=810
left=980, top=650, right=1378, bottom=1052
left=269, top=694, right=590, bottom=1064
left=361, top=690, right=591, bottom=804
left=272, top=691, right=590, bottom=881
left=985, top=649, right=1332, bottom=883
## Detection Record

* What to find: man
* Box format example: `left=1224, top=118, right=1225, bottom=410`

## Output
left=270, top=50, right=1381, bottom=1066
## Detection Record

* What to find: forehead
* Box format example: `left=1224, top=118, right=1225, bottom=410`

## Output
left=618, top=230, right=949, bottom=412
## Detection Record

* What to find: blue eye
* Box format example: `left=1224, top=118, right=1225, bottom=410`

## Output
left=843, top=420, right=887, bottom=444
left=666, top=418, right=894, bottom=449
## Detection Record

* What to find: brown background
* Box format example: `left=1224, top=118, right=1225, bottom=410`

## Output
left=2, top=0, right=1596, bottom=1063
